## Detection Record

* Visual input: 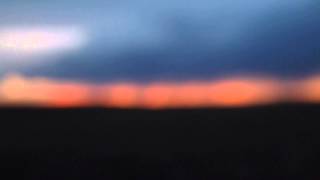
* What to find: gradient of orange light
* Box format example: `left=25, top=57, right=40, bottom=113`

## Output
left=141, top=79, right=281, bottom=108
left=208, top=79, right=281, bottom=107
left=0, top=74, right=92, bottom=107
left=299, top=75, right=320, bottom=103
left=101, top=84, right=141, bottom=108
left=142, top=84, right=175, bottom=108
left=170, top=83, right=210, bottom=107
left=3, top=73, right=320, bottom=108
left=47, top=83, right=93, bottom=107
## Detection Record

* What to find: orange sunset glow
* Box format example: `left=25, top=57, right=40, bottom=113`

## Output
left=101, top=84, right=142, bottom=108
left=296, top=75, right=320, bottom=103
left=0, top=74, right=93, bottom=107
left=0, top=74, right=320, bottom=108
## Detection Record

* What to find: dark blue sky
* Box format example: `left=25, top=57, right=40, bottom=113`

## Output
left=1, top=0, right=319, bottom=82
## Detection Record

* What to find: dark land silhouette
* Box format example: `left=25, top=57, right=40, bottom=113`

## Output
left=0, top=103, right=320, bottom=179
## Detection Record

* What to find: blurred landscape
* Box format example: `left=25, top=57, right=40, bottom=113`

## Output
left=1, top=103, right=320, bottom=179
left=1, top=0, right=319, bottom=179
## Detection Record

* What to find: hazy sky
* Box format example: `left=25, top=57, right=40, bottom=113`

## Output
left=0, top=0, right=319, bottom=83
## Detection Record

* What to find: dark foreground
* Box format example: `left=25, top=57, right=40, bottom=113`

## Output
left=0, top=104, right=320, bottom=179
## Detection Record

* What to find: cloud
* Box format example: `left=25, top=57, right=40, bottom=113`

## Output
left=0, top=0, right=319, bottom=82
left=0, top=26, right=86, bottom=68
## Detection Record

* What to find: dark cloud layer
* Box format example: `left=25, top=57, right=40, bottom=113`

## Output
left=1, top=0, right=319, bottom=82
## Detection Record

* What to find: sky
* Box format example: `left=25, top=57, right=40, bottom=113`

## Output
left=0, top=0, right=319, bottom=107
